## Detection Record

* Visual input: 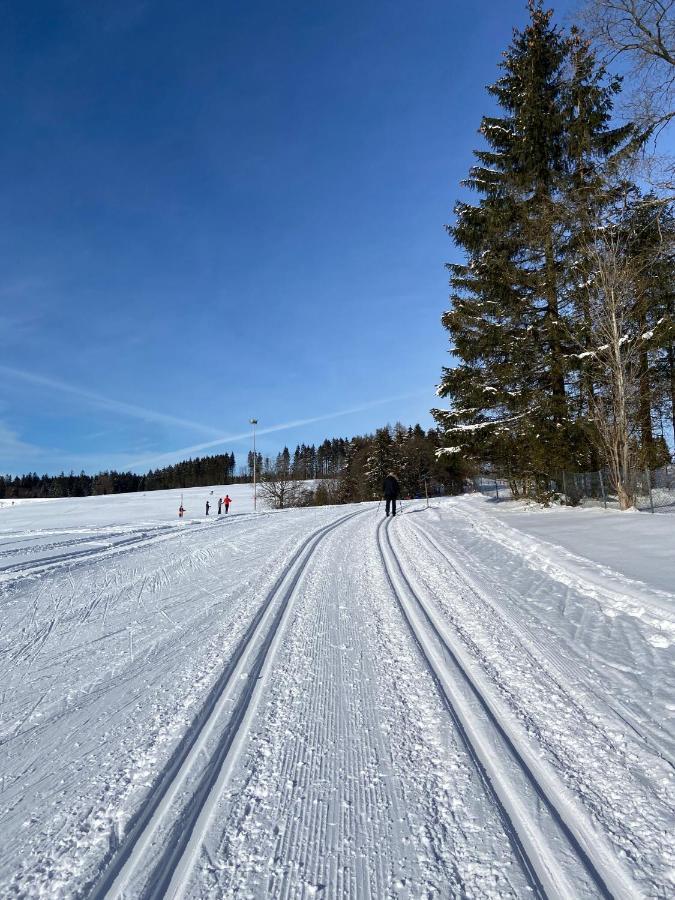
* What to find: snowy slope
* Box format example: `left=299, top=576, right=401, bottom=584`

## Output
left=0, top=483, right=257, bottom=574
left=0, top=490, right=673, bottom=898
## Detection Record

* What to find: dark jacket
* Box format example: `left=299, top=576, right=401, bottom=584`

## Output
left=383, top=475, right=400, bottom=499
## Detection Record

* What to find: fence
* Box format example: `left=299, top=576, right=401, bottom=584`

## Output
left=556, top=466, right=675, bottom=513
left=471, top=476, right=509, bottom=501
left=471, top=466, right=675, bottom=513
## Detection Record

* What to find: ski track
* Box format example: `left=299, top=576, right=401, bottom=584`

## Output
left=86, top=509, right=368, bottom=900
left=1, top=496, right=673, bottom=898
left=417, top=501, right=675, bottom=770
left=190, top=509, right=538, bottom=899
left=447, top=502, right=675, bottom=640
left=394, top=507, right=675, bottom=897
left=0, top=511, right=266, bottom=583
left=380, top=516, right=648, bottom=899
left=1, top=506, right=353, bottom=897
left=408, top=515, right=675, bottom=769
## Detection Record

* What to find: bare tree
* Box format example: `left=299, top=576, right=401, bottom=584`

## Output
left=574, top=201, right=673, bottom=506
left=258, top=462, right=307, bottom=510
left=585, top=237, right=642, bottom=507
left=581, top=0, right=675, bottom=187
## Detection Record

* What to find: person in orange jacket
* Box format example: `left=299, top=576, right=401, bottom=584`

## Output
left=223, top=494, right=232, bottom=513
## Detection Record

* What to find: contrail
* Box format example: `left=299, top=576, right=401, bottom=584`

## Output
left=1, top=363, right=432, bottom=470
left=0, top=365, right=223, bottom=437
left=125, top=389, right=431, bottom=470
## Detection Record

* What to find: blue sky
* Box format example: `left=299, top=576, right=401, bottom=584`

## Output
left=3, top=0, right=584, bottom=475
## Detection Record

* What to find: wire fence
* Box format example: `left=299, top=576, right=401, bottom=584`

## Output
left=471, top=465, right=675, bottom=514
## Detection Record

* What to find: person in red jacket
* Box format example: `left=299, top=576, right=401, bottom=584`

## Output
left=223, top=494, right=232, bottom=513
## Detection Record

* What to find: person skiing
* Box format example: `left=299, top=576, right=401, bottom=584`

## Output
left=382, top=472, right=400, bottom=517
left=217, top=497, right=222, bottom=515
left=223, top=494, right=231, bottom=513
left=178, top=504, right=185, bottom=518
left=205, top=500, right=210, bottom=516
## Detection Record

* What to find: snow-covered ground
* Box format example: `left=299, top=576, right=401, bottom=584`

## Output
left=0, top=480, right=255, bottom=525
left=482, top=496, right=675, bottom=592
left=0, top=483, right=256, bottom=575
left=0, top=489, right=673, bottom=898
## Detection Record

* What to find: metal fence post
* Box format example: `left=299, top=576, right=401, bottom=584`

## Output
left=645, top=467, right=655, bottom=514
left=598, top=470, right=607, bottom=509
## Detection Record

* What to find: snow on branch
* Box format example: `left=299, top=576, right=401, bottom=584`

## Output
left=433, top=407, right=479, bottom=419
left=443, top=413, right=527, bottom=434
left=573, top=318, right=667, bottom=359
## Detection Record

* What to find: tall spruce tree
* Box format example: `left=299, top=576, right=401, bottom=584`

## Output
left=365, top=427, right=394, bottom=497
left=615, top=195, right=675, bottom=459
left=563, top=29, right=635, bottom=467
left=646, top=205, right=675, bottom=451
left=434, top=1, right=634, bottom=485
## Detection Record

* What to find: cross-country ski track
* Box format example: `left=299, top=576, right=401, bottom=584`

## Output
left=1, top=492, right=674, bottom=898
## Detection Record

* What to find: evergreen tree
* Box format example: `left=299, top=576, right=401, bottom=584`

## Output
left=336, top=438, right=366, bottom=503
left=623, top=198, right=675, bottom=457
left=3, top=426, right=474, bottom=503
left=435, top=1, right=635, bottom=485
left=364, top=427, right=394, bottom=497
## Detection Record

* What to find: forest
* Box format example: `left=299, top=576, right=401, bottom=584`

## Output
left=0, top=425, right=468, bottom=501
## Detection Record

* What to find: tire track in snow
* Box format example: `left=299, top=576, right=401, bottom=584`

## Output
left=377, top=515, right=639, bottom=900
left=85, top=508, right=366, bottom=900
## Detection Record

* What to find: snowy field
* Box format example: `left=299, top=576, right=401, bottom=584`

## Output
left=0, top=488, right=673, bottom=898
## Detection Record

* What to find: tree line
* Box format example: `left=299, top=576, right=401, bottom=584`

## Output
left=0, top=426, right=471, bottom=503
left=0, top=452, right=237, bottom=500
left=258, top=425, right=471, bottom=508
left=434, top=0, right=674, bottom=508
left=247, top=439, right=351, bottom=482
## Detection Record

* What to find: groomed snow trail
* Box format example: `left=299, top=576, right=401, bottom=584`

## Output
left=379, top=518, right=628, bottom=899
left=396, top=502, right=675, bottom=898
left=1, top=504, right=359, bottom=896
left=88, top=510, right=368, bottom=900
left=1, top=493, right=673, bottom=898
left=188, top=505, right=535, bottom=899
